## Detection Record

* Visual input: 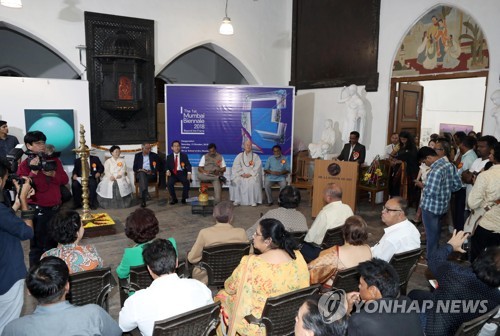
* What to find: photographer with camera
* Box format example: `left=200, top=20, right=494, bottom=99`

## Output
left=0, top=157, right=35, bottom=334
left=17, top=131, right=69, bottom=266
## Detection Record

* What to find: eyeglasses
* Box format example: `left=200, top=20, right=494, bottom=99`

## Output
left=253, top=231, right=263, bottom=237
left=382, top=206, right=403, bottom=212
left=435, top=148, right=444, bottom=151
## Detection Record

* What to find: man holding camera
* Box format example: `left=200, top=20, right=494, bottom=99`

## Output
left=17, top=131, right=68, bottom=266
left=0, top=158, right=34, bottom=333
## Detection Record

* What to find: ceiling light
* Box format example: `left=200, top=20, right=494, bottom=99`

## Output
left=219, top=0, right=234, bottom=35
left=1, top=0, right=22, bottom=8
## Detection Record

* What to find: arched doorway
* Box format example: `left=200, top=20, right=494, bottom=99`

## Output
left=388, top=5, right=489, bottom=144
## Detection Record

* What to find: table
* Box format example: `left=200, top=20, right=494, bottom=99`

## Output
left=191, top=200, right=214, bottom=216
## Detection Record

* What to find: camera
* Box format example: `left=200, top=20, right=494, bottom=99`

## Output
left=26, top=150, right=59, bottom=172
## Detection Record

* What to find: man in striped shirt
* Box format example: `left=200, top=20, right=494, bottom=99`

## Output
left=416, top=147, right=461, bottom=259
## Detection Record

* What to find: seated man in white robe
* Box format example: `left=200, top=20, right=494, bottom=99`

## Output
left=230, top=139, right=262, bottom=207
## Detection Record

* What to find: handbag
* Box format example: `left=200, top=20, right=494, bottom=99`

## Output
left=464, top=200, right=500, bottom=235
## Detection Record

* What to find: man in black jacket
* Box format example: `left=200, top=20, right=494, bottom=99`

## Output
left=165, top=140, right=192, bottom=205
left=337, top=131, right=366, bottom=164
left=133, top=143, right=160, bottom=207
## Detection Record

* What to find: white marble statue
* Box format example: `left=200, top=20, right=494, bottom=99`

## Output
left=308, top=119, right=335, bottom=159
left=339, top=84, right=366, bottom=144
left=491, top=89, right=500, bottom=140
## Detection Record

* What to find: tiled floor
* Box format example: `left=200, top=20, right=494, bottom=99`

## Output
left=21, top=188, right=456, bottom=320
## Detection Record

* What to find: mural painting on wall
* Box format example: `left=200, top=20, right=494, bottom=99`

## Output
left=392, top=6, right=488, bottom=77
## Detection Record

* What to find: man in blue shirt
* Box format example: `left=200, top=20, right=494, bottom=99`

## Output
left=263, top=145, right=290, bottom=206
left=416, top=147, right=461, bottom=259
left=0, top=158, right=34, bottom=334
left=3, top=256, right=122, bottom=336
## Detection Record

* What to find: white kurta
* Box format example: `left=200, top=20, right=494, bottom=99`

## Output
left=96, top=157, right=132, bottom=199
left=230, top=151, right=263, bottom=205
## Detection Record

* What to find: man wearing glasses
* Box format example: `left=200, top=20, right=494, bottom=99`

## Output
left=371, top=197, right=421, bottom=262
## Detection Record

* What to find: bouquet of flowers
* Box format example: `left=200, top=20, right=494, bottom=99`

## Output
left=361, top=155, right=384, bottom=186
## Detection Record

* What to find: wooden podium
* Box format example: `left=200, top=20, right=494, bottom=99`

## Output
left=312, top=160, right=359, bottom=217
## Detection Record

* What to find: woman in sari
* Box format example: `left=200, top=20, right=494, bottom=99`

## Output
left=216, top=218, right=309, bottom=335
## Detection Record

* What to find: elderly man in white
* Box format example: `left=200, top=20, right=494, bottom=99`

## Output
left=300, top=183, right=353, bottom=262
left=371, top=196, right=421, bottom=262
left=230, top=139, right=262, bottom=206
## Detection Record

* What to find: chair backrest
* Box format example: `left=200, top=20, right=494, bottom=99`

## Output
left=247, top=285, right=320, bottom=336
left=454, top=305, right=499, bottom=336
left=321, top=226, right=344, bottom=249
left=152, top=302, right=221, bottom=336
left=331, top=266, right=360, bottom=293
left=68, top=267, right=116, bottom=311
left=199, top=242, right=251, bottom=287
left=289, top=231, right=307, bottom=245
left=293, top=154, right=314, bottom=183
left=129, top=265, right=154, bottom=292
left=389, top=248, right=423, bottom=295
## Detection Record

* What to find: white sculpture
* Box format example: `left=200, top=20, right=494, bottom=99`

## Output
left=491, top=89, right=500, bottom=141
left=308, top=119, right=336, bottom=159
left=339, top=84, right=366, bottom=144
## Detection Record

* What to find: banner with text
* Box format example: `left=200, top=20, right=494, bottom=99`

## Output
left=165, top=85, right=295, bottom=168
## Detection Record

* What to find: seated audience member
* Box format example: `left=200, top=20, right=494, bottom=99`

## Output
left=246, top=186, right=307, bottom=239
left=2, top=256, right=121, bottom=336
left=116, top=208, right=176, bottom=279
left=41, top=210, right=103, bottom=274
left=263, top=145, right=290, bottom=206
left=467, top=142, right=500, bottom=261
left=133, top=143, right=160, bottom=208
left=187, top=201, right=248, bottom=284
left=337, top=131, right=366, bottom=164
left=295, top=295, right=348, bottom=336
left=96, top=145, right=133, bottom=209
left=71, top=146, right=104, bottom=210
left=197, top=143, right=226, bottom=204
left=300, top=183, right=353, bottom=262
left=371, top=197, right=421, bottom=262
left=231, top=139, right=263, bottom=206
left=119, top=238, right=213, bottom=336
left=165, top=140, right=192, bottom=205
left=408, top=231, right=500, bottom=336
left=308, top=216, right=372, bottom=288
left=346, top=259, right=423, bottom=336
left=216, top=218, right=309, bottom=336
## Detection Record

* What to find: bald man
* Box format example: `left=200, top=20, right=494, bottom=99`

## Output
left=300, top=183, right=353, bottom=262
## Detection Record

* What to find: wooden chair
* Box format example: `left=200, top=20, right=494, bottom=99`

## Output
left=291, top=151, right=314, bottom=205
left=244, top=285, right=320, bottom=336
left=357, top=159, right=390, bottom=208
left=152, top=302, right=221, bottom=336
left=67, top=267, right=116, bottom=312
left=389, top=247, right=424, bottom=295
left=197, top=242, right=251, bottom=289
left=454, top=305, right=499, bottom=336
left=331, top=266, right=360, bottom=293
left=320, top=226, right=344, bottom=249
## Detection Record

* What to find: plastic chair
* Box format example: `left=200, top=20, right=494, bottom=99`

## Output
left=320, top=226, right=344, bottom=249
left=331, top=266, right=360, bottom=293
left=198, top=242, right=251, bottom=288
left=454, top=305, right=499, bottom=336
left=152, top=302, right=221, bottom=336
left=68, top=267, right=116, bottom=312
left=244, top=285, right=320, bottom=336
left=389, top=247, right=423, bottom=295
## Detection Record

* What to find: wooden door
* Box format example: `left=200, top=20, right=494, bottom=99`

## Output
left=388, top=82, right=423, bottom=142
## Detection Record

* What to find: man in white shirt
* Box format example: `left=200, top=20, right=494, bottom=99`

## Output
left=371, top=197, right=421, bottom=262
left=300, top=183, right=353, bottom=262
left=384, top=132, right=399, bottom=158
left=119, top=239, right=213, bottom=336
